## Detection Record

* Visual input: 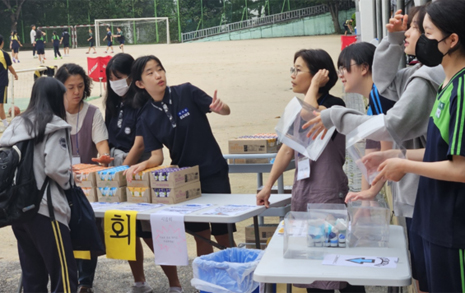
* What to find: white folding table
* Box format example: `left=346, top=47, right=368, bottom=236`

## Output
left=93, top=193, right=292, bottom=248
left=254, top=225, right=411, bottom=292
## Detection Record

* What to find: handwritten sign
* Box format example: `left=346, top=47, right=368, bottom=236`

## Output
left=104, top=210, right=137, bottom=260
left=322, top=254, right=398, bottom=269
left=150, top=212, right=188, bottom=266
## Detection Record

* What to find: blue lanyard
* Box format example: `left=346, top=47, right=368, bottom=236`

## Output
left=318, top=93, right=329, bottom=106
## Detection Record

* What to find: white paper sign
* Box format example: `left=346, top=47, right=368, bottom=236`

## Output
left=159, top=204, right=211, bottom=215
left=90, top=202, right=124, bottom=211
left=297, top=157, right=310, bottom=181
left=150, top=212, right=189, bottom=266
left=116, top=203, right=164, bottom=212
left=322, top=254, right=398, bottom=269
left=201, top=204, right=257, bottom=216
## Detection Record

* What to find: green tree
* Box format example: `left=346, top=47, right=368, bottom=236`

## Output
left=2, top=0, right=27, bottom=31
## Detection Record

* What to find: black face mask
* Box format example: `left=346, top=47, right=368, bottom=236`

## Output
left=415, top=34, right=450, bottom=67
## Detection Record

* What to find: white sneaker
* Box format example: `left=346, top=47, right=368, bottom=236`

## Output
left=169, top=287, right=183, bottom=293
left=127, top=284, right=153, bottom=293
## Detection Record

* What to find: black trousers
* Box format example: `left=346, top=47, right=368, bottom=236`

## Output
left=54, top=45, right=62, bottom=57
left=13, top=213, right=77, bottom=293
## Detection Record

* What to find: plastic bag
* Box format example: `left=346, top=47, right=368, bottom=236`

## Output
left=275, top=97, right=336, bottom=161
left=191, top=248, right=264, bottom=293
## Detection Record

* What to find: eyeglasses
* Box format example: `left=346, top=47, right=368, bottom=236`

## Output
left=290, top=67, right=310, bottom=77
left=337, top=64, right=358, bottom=76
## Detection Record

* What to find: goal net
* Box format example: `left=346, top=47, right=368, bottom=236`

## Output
left=94, top=17, right=170, bottom=47
left=75, top=23, right=110, bottom=48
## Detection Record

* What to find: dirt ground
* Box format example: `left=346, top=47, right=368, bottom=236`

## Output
left=0, top=35, right=391, bottom=293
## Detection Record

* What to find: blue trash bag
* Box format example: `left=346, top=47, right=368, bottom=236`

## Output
left=190, top=248, right=265, bottom=293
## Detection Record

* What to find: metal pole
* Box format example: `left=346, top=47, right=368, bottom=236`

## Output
left=200, top=0, right=204, bottom=29
left=397, top=0, right=405, bottom=13
left=376, top=0, right=383, bottom=40
left=177, top=0, right=182, bottom=42
left=132, top=0, right=137, bottom=44
left=154, top=0, right=159, bottom=43
left=67, top=0, right=70, bottom=27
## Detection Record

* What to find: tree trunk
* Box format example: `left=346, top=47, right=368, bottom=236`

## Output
left=328, top=3, right=341, bottom=34
left=2, top=0, right=27, bottom=31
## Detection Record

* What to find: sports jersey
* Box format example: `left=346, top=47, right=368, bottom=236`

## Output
left=106, top=102, right=144, bottom=153
left=10, top=35, right=20, bottom=48
left=367, top=83, right=395, bottom=116
left=106, top=31, right=112, bottom=39
left=140, top=83, right=228, bottom=179
left=0, top=49, right=12, bottom=87
left=116, top=31, right=124, bottom=42
left=52, top=35, right=60, bottom=46
left=61, top=31, right=70, bottom=43
left=411, top=67, right=465, bottom=248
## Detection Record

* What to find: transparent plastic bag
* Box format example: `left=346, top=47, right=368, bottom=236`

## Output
left=346, top=114, right=406, bottom=184
left=347, top=200, right=390, bottom=247
left=275, top=97, right=336, bottom=161
left=191, top=248, right=264, bottom=293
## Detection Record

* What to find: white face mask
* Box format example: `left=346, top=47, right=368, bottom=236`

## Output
left=109, top=78, right=129, bottom=97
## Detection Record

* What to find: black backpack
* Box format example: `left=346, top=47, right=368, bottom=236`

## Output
left=0, top=139, right=48, bottom=228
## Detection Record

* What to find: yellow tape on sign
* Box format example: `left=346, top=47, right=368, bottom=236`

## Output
left=104, top=210, right=138, bottom=260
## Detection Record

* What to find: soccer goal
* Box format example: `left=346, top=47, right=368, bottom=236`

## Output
left=74, top=23, right=110, bottom=48
left=94, top=17, right=170, bottom=48
left=37, top=25, right=76, bottom=48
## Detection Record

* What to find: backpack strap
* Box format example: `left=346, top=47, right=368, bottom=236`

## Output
left=64, top=129, right=77, bottom=189
left=44, top=177, right=55, bottom=221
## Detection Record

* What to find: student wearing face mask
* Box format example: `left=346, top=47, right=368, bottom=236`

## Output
left=105, top=53, right=183, bottom=293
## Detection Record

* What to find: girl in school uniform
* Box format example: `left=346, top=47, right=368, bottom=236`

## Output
left=86, top=29, right=96, bottom=54
left=256, top=49, right=365, bottom=293
left=125, top=55, right=236, bottom=261
left=35, top=30, right=46, bottom=64
left=0, top=77, right=77, bottom=292
left=105, top=53, right=183, bottom=293
left=52, top=31, right=62, bottom=60
left=9, top=30, right=22, bottom=63
left=371, top=1, right=465, bottom=291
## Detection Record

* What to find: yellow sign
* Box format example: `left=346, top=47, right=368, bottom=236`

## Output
left=104, top=210, right=138, bottom=260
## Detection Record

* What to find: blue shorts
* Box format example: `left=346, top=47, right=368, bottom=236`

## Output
left=63, top=42, right=69, bottom=48
left=107, top=41, right=112, bottom=47
left=119, top=40, right=125, bottom=45
left=410, top=232, right=465, bottom=292
left=12, top=47, right=19, bottom=53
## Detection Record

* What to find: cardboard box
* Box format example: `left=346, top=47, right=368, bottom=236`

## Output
left=245, top=224, right=278, bottom=242
left=96, top=167, right=129, bottom=188
left=150, top=166, right=200, bottom=189
left=127, top=165, right=170, bottom=188
left=75, top=166, right=109, bottom=188
left=126, top=186, right=151, bottom=203
left=228, top=138, right=281, bottom=154
left=228, top=158, right=272, bottom=164
left=73, top=163, right=98, bottom=172
left=151, top=181, right=201, bottom=204
left=97, top=186, right=127, bottom=203
left=257, top=185, right=293, bottom=194
left=81, top=187, right=97, bottom=202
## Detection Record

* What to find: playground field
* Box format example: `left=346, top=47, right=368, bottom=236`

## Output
left=0, top=35, right=349, bottom=292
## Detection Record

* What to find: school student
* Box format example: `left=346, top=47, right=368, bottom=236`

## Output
left=367, top=1, right=465, bottom=291
left=257, top=49, right=365, bottom=293
left=0, top=77, right=77, bottom=293
left=343, top=19, right=353, bottom=36
left=103, top=27, right=114, bottom=54
left=0, top=34, right=18, bottom=133
left=105, top=53, right=182, bottom=293
left=52, top=31, right=62, bottom=60
left=86, top=29, right=96, bottom=54
left=60, top=28, right=70, bottom=57
left=55, top=63, right=112, bottom=293
left=9, top=30, right=22, bottom=63
left=35, top=30, right=46, bottom=64
left=114, top=27, right=125, bottom=53
left=30, top=25, right=37, bottom=58
left=125, top=55, right=236, bottom=259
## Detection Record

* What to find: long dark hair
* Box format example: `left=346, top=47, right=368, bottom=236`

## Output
left=293, top=49, right=338, bottom=93
left=130, top=55, right=166, bottom=108
left=21, top=77, right=67, bottom=143
left=55, top=63, right=93, bottom=100
left=427, top=0, right=465, bottom=55
left=105, top=53, right=135, bottom=122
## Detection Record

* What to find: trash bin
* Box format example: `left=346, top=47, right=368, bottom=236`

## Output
left=191, top=248, right=264, bottom=293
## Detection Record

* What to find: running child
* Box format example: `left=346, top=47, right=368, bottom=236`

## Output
left=52, top=31, right=62, bottom=60
left=9, top=30, right=22, bottom=63
left=103, top=27, right=114, bottom=54
left=86, top=28, right=96, bottom=54
left=0, top=34, right=18, bottom=132
left=60, top=28, right=70, bottom=57
left=114, top=27, right=125, bottom=52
